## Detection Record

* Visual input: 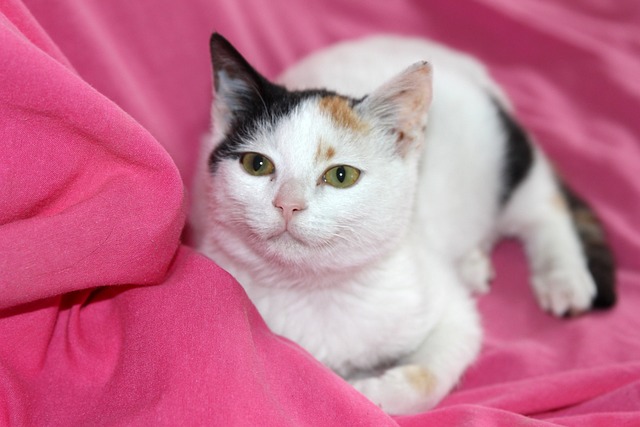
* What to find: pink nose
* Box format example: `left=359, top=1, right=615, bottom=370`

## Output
left=273, top=197, right=306, bottom=223
left=273, top=180, right=307, bottom=223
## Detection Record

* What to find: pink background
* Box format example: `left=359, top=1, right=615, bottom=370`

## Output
left=1, top=0, right=640, bottom=425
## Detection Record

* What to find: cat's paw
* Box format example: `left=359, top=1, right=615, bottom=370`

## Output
left=349, top=365, right=441, bottom=414
left=532, top=266, right=596, bottom=316
left=458, top=249, right=494, bottom=294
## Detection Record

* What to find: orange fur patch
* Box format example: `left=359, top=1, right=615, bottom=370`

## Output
left=552, top=192, right=568, bottom=211
left=318, top=96, right=368, bottom=132
left=403, top=366, right=437, bottom=395
left=325, top=146, right=336, bottom=160
left=315, top=139, right=337, bottom=162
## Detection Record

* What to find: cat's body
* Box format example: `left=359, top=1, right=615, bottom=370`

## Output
left=191, top=34, right=616, bottom=414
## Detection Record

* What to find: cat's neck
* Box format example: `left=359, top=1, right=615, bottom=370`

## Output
left=208, top=236, right=370, bottom=292
left=202, top=221, right=415, bottom=293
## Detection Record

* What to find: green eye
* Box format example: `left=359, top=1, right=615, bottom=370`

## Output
left=323, top=165, right=361, bottom=188
left=240, top=152, right=275, bottom=176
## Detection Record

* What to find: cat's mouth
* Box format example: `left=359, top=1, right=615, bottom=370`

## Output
left=260, top=217, right=336, bottom=251
left=268, top=228, right=308, bottom=246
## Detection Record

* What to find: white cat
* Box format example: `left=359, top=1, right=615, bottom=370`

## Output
left=191, top=34, right=616, bottom=414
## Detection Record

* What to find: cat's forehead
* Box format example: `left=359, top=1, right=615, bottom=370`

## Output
left=268, top=95, right=371, bottom=162
left=209, top=90, right=368, bottom=171
left=270, top=92, right=369, bottom=145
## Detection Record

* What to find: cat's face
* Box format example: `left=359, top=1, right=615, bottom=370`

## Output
left=204, top=34, right=432, bottom=275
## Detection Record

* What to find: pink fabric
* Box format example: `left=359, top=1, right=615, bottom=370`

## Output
left=1, top=0, right=639, bottom=425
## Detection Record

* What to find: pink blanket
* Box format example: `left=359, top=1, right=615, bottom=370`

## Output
left=2, top=0, right=639, bottom=425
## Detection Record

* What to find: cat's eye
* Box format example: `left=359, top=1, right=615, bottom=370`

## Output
left=240, top=152, right=275, bottom=176
left=323, top=165, right=361, bottom=188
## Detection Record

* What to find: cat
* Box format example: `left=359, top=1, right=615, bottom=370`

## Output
left=190, top=33, right=616, bottom=414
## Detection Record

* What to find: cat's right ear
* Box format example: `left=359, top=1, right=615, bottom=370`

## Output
left=210, top=33, right=268, bottom=126
left=356, top=62, right=433, bottom=157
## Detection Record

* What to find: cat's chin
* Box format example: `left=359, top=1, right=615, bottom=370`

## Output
left=262, top=229, right=332, bottom=268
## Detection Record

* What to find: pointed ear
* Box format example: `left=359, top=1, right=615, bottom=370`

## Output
left=209, top=33, right=270, bottom=127
left=356, top=62, right=433, bottom=156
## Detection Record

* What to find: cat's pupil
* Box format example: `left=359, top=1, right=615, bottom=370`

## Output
left=252, top=154, right=265, bottom=171
left=336, top=166, right=346, bottom=183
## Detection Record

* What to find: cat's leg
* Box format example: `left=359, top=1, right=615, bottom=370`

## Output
left=499, top=150, right=601, bottom=316
left=349, top=289, right=481, bottom=414
left=458, top=247, right=494, bottom=294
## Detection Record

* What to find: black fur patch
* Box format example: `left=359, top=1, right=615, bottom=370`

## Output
left=495, top=102, right=534, bottom=204
left=562, top=185, right=617, bottom=309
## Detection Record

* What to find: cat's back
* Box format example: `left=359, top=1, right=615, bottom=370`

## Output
left=278, top=35, right=503, bottom=102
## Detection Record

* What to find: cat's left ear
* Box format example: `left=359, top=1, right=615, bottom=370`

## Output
left=209, top=33, right=273, bottom=129
left=356, top=62, right=433, bottom=156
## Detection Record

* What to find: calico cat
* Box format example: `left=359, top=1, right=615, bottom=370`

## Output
left=191, top=33, right=616, bottom=414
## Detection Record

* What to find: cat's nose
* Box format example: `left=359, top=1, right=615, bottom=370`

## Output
left=274, top=198, right=306, bottom=223
left=273, top=181, right=307, bottom=223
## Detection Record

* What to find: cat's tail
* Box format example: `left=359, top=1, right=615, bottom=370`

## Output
left=562, top=184, right=617, bottom=309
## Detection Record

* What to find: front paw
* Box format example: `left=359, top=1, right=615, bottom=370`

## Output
left=349, top=365, right=441, bottom=414
left=459, top=249, right=494, bottom=294
left=532, top=266, right=596, bottom=316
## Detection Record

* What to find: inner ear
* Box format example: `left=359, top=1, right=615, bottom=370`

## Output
left=356, top=62, right=433, bottom=156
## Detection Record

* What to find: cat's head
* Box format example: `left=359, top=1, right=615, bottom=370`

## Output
left=205, top=34, right=432, bottom=276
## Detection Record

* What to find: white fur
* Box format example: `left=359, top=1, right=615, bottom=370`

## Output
left=191, top=35, right=596, bottom=414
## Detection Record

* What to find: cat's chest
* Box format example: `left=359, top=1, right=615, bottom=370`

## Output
left=245, top=273, right=439, bottom=377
